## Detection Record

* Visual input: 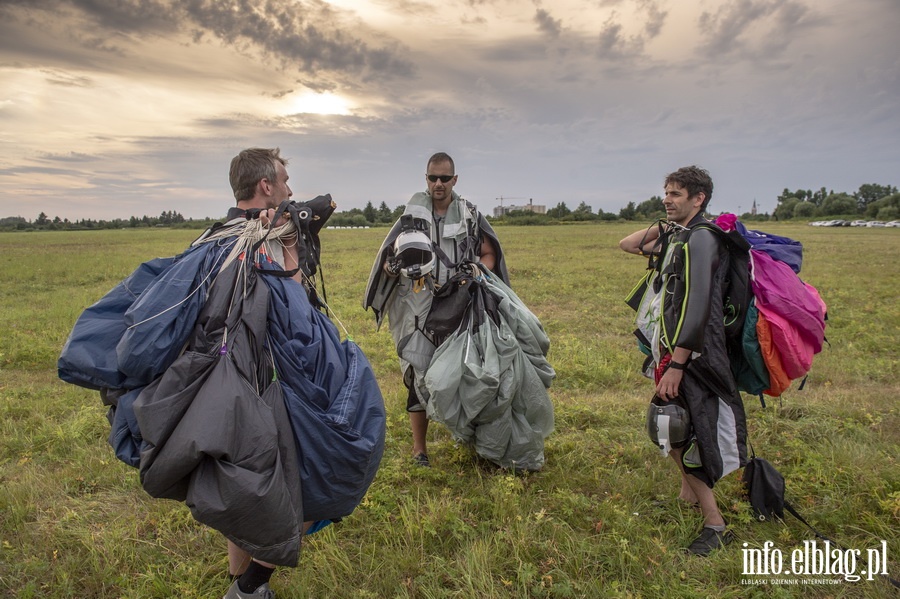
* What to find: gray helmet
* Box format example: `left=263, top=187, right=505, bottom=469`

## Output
left=393, top=229, right=435, bottom=279
left=646, top=396, right=692, bottom=456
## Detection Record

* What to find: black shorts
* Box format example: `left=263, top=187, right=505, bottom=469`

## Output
left=403, top=368, right=425, bottom=412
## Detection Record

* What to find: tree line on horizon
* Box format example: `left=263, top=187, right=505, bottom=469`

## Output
left=3, top=183, right=897, bottom=232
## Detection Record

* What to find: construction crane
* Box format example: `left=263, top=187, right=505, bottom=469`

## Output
left=495, top=196, right=527, bottom=208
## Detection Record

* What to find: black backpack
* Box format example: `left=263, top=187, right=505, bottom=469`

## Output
left=687, top=222, right=752, bottom=357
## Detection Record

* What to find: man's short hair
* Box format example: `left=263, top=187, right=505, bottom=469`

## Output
left=426, top=152, right=455, bottom=174
left=665, top=165, right=714, bottom=211
left=230, top=148, right=288, bottom=203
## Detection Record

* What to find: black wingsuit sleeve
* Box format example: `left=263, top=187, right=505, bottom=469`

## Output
left=673, top=228, right=721, bottom=353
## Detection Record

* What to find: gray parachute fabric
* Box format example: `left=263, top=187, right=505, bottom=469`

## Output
left=134, top=257, right=304, bottom=566
left=423, top=265, right=554, bottom=471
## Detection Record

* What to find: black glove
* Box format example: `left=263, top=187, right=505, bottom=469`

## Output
left=385, top=256, right=404, bottom=276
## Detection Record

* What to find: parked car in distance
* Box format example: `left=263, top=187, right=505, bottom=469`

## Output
left=886, top=221, right=900, bottom=228
left=867, top=221, right=886, bottom=227
left=850, top=220, right=869, bottom=227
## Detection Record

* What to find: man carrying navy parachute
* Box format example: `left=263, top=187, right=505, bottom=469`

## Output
left=620, top=166, right=748, bottom=556
left=364, top=152, right=554, bottom=471
left=58, top=148, right=387, bottom=599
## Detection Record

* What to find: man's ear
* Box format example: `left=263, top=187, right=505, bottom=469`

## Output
left=259, top=178, right=272, bottom=196
left=693, top=192, right=706, bottom=207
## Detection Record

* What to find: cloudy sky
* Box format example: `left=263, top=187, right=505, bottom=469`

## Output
left=1, top=0, right=898, bottom=221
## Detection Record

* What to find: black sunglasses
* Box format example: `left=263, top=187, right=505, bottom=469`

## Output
left=427, top=174, right=455, bottom=183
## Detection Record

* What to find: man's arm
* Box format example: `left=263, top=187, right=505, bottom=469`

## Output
left=655, top=346, right=692, bottom=401
left=620, top=225, right=660, bottom=255
left=479, top=237, right=497, bottom=271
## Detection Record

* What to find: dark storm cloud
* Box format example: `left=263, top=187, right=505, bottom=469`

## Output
left=597, top=16, right=644, bottom=60
left=36, top=152, right=100, bottom=162
left=480, top=39, right=549, bottom=62
left=698, top=0, right=817, bottom=61
left=636, top=0, right=668, bottom=38
left=41, top=70, right=94, bottom=87
left=0, top=0, right=414, bottom=78
left=0, top=164, right=83, bottom=177
left=534, top=8, right=562, bottom=39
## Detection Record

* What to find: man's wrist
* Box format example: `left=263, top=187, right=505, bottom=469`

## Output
left=667, top=359, right=688, bottom=371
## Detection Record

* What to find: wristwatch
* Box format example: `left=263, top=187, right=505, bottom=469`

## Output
left=667, top=359, right=688, bottom=371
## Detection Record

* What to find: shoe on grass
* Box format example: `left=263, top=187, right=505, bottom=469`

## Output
left=687, top=527, right=734, bottom=556
left=223, top=580, right=275, bottom=599
left=413, top=453, right=430, bottom=467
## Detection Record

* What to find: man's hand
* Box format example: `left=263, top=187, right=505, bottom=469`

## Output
left=384, top=256, right=403, bottom=277
left=258, top=208, right=291, bottom=228
left=655, top=367, right=683, bottom=401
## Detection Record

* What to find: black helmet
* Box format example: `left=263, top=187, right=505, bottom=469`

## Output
left=646, top=395, right=692, bottom=456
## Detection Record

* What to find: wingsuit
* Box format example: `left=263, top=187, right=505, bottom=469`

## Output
left=363, top=192, right=509, bottom=386
left=628, top=215, right=748, bottom=486
left=363, top=192, right=554, bottom=471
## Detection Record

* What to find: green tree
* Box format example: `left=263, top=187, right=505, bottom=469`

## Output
left=377, top=202, right=392, bottom=222
left=571, top=202, right=595, bottom=221
left=855, top=183, right=897, bottom=212
left=362, top=202, right=377, bottom=223
left=793, top=201, right=816, bottom=218
left=811, top=187, right=830, bottom=206
left=635, top=195, right=664, bottom=220
left=618, top=201, right=636, bottom=220
left=818, top=193, right=856, bottom=216
left=774, top=198, right=800, bottom=220
left=546, top=202, right=571, bottom=219
left=36, top=212, right=49, bottom=226
left=866, top=192, right=900, bottom=219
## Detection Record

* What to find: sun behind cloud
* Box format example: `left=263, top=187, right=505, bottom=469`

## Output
left=282, top=91, right=352, bottom=116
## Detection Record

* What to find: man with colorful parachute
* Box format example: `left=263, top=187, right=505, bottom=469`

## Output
left=621, top=166, right=747, bottom=556
left=58, top=148, right=386, bottom=599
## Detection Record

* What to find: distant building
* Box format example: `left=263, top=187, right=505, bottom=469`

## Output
left=493, top=199, right=546, bottom=218
left=751, top=200, right=757, bottom=215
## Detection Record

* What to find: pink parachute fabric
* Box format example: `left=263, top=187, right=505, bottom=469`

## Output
left=750, top=250, right=827, bottom=383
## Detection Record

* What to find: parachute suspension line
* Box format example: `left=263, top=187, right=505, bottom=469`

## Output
left=125, top=247, right=226, bottom=330
left=315, top=295, right=354, bottom=342
left=221, top=245, right=254, bottom=356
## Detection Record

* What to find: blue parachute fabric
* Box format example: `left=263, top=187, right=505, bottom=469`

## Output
left=260, top=263, right=386, bottom=523
left=58, top=256, right=176, bottom=390
left=117, top=242, right=233, bottom=387
left=58, top=240, right=233, bottom=468
left=735, top=220, right=803, bottom=274
left=108, top=387, right=144, bottom=467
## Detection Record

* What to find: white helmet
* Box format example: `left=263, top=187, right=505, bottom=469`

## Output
left=646, top=396, right=692, bottom=457
left=393, top=229, right=435, bottom=279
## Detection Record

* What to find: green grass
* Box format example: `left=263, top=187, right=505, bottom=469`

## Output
left=0, top=224, right=898, bottom=598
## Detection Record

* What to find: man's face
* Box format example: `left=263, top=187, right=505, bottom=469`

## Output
left=267, top=161, right=293, bottom=208
left=663, top=182, right=704, bottom=226
left=425, top=160, right=457, bottom=203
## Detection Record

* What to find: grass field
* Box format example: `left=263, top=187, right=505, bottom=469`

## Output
left=0, top=223, right=898, bottom=598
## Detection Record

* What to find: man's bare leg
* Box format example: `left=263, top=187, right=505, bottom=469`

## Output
left=410, top=410, right=429, bottom=458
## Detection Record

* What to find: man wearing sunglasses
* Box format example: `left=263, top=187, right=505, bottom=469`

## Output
left=363, top=152, right=509, bottom=467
